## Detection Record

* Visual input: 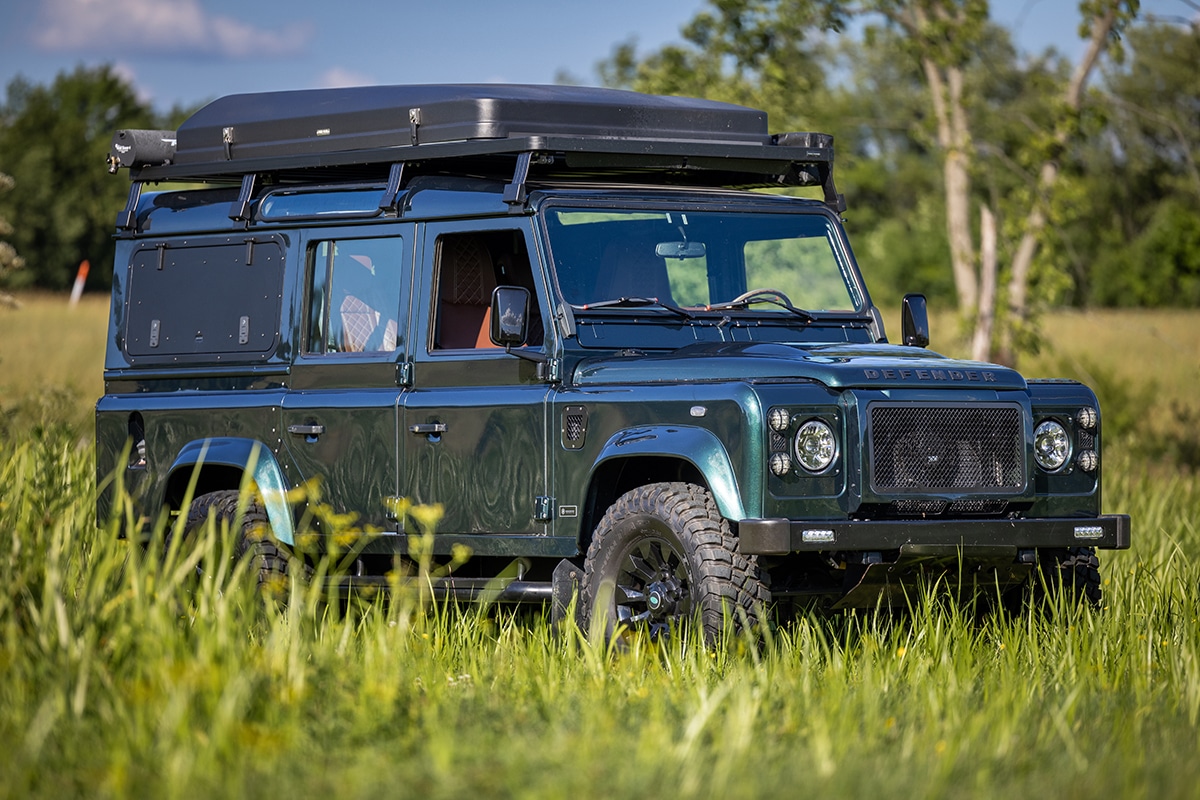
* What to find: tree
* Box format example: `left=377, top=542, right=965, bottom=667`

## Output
left=0, top=170, right=23, bottom=308
left=1081, top=21, right=1200, bottom=307
left=993, top=1, right=1138, bottom=363
left=842, top=1, right=1137, bottom=363
left=598, top=0, right=1140, bottom=364
left=0, top=65, right=157, bottom=290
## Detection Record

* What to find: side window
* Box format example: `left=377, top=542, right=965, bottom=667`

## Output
left=432, top=230, right=543, bottom=351
left=305, top=237, right=404, bottom=354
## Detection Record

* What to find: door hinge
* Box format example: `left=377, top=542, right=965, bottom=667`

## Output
left=534, top=496, right=554, bottom=522
left=397, top=361, right=413, bottom=387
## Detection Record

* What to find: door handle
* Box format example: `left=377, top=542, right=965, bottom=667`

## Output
left=287, top=423, right=326, bottom=437
left=409, top=423, right=447, bottom=435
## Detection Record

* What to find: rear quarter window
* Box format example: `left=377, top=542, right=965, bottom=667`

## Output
left=124, top=236, right=284, bottom=362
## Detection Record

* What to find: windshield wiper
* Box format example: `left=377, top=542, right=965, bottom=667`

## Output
left=578, top=296, right=694, bottom=320
left=707, top=290, right=815, bottom=322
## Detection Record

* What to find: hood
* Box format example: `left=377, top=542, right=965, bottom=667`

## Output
left=572, top=341, right=1027, bottom=390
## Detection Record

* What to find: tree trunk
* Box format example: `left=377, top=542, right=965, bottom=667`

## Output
left=921, top=53, right=977, bottom=314
left=998, top=7, right=1119, bottom=365
left=970, top=205, right=997, bottom=362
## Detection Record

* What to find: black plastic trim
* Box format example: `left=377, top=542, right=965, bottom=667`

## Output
left=738, top=514, right=1131, bottom=555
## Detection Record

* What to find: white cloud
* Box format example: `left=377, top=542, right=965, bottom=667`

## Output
left=317, top=67, right=376, bottom=89
left=109, top=61, right=155, bottom=105
left=34, top=0, right=313, bottom=59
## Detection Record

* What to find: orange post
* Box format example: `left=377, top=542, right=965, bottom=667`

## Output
left=69, top=259, right=90, bottom=307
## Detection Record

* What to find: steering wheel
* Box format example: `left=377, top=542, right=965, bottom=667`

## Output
left=730, top=288, right=795, bottom=307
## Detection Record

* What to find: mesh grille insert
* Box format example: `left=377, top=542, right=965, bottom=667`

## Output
left=562, top=406, right=588, bottom=450
left=870, top=404, right=1024, bottom=492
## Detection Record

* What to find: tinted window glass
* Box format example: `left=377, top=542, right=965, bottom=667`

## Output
left=306, top=237, right=404, bottom=354
left=546, top=208, right=861, bottom=312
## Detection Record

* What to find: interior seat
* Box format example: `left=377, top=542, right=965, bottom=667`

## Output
left=437, top=237, right=499, bottom=349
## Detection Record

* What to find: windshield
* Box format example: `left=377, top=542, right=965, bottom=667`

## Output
left=545, top=206, right=862, bottom=313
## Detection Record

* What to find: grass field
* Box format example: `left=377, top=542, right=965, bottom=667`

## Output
left=2, top=293, right=1199, bottom=798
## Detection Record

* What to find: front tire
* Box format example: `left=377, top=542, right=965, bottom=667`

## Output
left=1037, top=546, right=1103, bottom=608
left=1005, top=545, right=1102, bottom=613
left=581, top=482, right=768, bottom=642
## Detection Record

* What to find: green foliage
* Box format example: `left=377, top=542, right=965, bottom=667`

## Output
left=0, top=66, right=157, bottom=291
left=0, top=171, right=22, bottom=307
left=1090, top=196, right=1200, bottom=308
left=1068, top=21, right=1200, bottom=308
left=595, top=4, right=1196, bottom=315
left=853, top=194, right=954, bottom=309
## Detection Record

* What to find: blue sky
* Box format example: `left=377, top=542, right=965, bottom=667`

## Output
left=1, top=0, right=1195, bottom=113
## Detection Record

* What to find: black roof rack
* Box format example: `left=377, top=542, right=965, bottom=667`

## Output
left=108, top=84, right=844, bottom=225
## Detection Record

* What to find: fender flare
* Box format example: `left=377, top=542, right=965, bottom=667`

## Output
left=592, top=425, right=748, bottom=520
left=168, top=438, right=296, bottom=545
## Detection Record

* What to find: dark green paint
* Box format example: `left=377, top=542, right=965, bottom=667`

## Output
left=96, top=98, right=1129, bottom=605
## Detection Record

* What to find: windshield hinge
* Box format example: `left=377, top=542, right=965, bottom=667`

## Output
left=541, top=358, right=563, bottom=383
left=555, top=302, right=577, bottom=339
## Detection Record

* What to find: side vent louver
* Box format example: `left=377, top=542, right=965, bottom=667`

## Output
left=562, top=406, right=588, bottom=450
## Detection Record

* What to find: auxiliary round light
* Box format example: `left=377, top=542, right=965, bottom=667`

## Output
left=1034, top=419, right=1071, bottom=472
left=794, top=419, right=837, bottom=473
left=768, top=407, right=792, bottom=433
left=769, top=452, right=793, bottom=477
left=1076, top=449, right=1098, bottom=472
left=1076, top=406, right=1098, bottom=430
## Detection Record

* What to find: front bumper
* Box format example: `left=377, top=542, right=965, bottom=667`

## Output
left=737, top=514, right=1131, bottom=556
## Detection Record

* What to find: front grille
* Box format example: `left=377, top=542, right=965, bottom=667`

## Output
left=884, top=498, right=1011, bottom=517
left=869, top=404, right=1025, bottom=493
left=891, top=499, right=948, bottom=516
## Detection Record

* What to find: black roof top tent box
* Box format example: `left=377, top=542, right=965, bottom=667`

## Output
left=176, top=84, right=774, bottom=165
left=108, top=84, right=844, bottom=220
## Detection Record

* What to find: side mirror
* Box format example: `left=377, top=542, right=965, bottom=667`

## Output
left=901, top=293, right=930, bottom=348
left=490, top=285, right=530, bottom=347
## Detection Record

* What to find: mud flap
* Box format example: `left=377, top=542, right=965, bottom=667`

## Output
left=551, top=558, right=583, bottom=628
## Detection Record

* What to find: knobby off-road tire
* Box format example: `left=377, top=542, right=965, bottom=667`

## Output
left=1008, top=546, right=1102, bottom=613
left=175, top=489, right=295, bottom=599
left=581, top=482, right=769, bottom=643
left=1038, top=546, right=1103, bottom=608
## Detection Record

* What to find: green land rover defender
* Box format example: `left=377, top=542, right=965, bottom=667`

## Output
left=98, top=84, right=1130, bottom=637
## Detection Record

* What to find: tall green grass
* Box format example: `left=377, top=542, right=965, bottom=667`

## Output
left=2, top=425, right=1200, bottom=798
left=2, top=297, right=1199, bottom=797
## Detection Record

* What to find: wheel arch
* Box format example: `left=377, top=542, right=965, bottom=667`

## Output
left=164, top=438, right=297, bottom=545
left=578, top=425, right=747, bottom=553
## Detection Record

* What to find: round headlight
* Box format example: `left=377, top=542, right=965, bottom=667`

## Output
left=794, top=419, right=837, bottom=473
left=767, top=407, right=792, bottom=433
left=1034, top=420, right=1071, bottom=472
left=1076, top=406, right=1098, bottom=430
